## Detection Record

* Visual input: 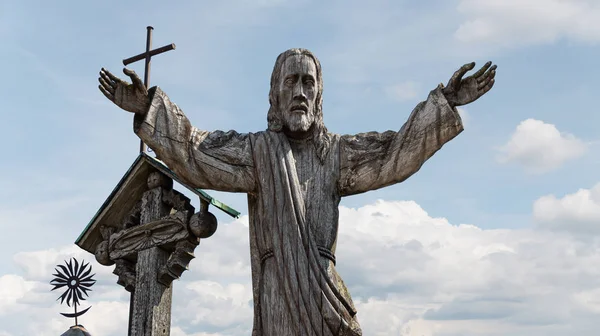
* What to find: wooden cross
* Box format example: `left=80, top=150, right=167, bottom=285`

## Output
left=123, top=26, right=175, bottom=154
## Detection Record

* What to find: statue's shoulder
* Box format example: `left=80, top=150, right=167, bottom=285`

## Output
left=246, top=130, right=269, bottom=140
left=339, top=130, right=396, bottom=144
left=246, top=130, right=277, bottom=148
left=202, top=129, right=250, bottom=142
left=327, top=132, right=341, bottom=142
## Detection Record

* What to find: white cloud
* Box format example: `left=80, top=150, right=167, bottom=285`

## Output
left=0, top=275, right=35, bottom=314
left=3, top=200, right=600, bottom=335
left=171, top=327, right=227, bottom=336
left=179, top=281, right=253, bottom=328
left=75, top=301, right=130, bottom=335
left=13, top=245, right=115, bottom=282
left=497, top=119, right=587, bottom=173
left=533, top=183, right=600, bottom=234
left=0, top=245, right=130, bottom=335
left=384, top=82, right=420, bottom=102
left=172, top=199, right=600, bottom=335
left=335, top=200, right=600, bottom=335
left=15, top=300, right=131, bottom=336
left=456, top=0, right=600, bottom=47
left=183, top=216, right=251, bottom=281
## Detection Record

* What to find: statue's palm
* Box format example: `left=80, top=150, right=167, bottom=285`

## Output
left=98, top=68, right=149, bottom=114
left=443, top=62, right=496, bottom=107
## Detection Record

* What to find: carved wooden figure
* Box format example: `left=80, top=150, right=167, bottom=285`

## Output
left=98, top=48, right=496, bottom=335
left=76, top=154, right=239, bottom=336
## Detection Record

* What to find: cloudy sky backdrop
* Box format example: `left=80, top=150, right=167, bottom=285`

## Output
left=2, top=0, right=600, bottom=335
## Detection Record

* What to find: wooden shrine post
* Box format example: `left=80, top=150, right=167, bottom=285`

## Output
left=76, top=154, right=239, bottom=336
left=77, top=27, right=239, bottom=335
left=130, top=172, right=176, bottom=335
left=125, top=27, right=177, bottom=335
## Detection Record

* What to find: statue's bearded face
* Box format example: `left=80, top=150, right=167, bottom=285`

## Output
left=277, top=55, right=318, bottom=134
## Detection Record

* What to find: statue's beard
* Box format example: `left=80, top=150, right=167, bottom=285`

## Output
left=283, top=110, right=315, bottom=133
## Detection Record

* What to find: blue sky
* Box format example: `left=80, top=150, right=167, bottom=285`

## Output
left=2, top=0, right=600, bottom=335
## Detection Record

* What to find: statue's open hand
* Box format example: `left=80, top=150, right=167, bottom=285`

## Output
left=98, top=68, right=149, bottom=114
left=442, top=61, right=496, bottom=107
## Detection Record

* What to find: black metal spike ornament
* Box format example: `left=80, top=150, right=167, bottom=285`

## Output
left=50, top=258, right=96, bottom=325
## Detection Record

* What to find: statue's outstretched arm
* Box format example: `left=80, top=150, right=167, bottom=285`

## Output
left=98, top=68, right=256, bottom=193
left=338, top=61, right=496, bottom=196
left=338, top=86, right=462, bottom=196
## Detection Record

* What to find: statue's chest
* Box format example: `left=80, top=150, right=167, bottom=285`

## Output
left=289, top=140, right=341, bottom=249
left=289, top=141, right=338, bottom=198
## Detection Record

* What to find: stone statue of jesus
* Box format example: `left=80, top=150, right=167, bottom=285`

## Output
left=98, top=48, right=496, bottom=335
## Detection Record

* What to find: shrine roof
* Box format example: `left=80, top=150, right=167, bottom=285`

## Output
left=75, top=152, right=240, bottom=254
left=60, top=325, right=91, bottom=336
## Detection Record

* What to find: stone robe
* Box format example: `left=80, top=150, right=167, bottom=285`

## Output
left=134, top=85, right=463, bottom=335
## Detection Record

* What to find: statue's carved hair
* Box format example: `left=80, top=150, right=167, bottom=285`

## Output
left=267, top=48, right=331, bottom=163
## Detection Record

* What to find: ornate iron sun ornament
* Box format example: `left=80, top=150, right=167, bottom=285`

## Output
left=50, top=258, right=96, bottom=324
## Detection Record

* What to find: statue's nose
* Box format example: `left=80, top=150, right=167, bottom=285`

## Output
left=293, top=83, right=306, bottom=100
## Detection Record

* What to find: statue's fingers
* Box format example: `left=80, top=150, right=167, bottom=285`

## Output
left=473, top=61, right=492, bottom=78
left=477, top=78, right=489, bottom=90
left=102, top=68, right=120, bottom=82
left=99, top=85, right=115, bottom=101
left=123, top=68, right=145, bottom=91
left=481, top=79, right=495, bottom=95
left=477, top=70, right=495, bottom=90
left=100, top=71, right=120, bottom=91
left=477, top=65, right=497, bottom=84
left=449, top=62, right=476, bottom=87
left=99, top=77, right=115, bottom=94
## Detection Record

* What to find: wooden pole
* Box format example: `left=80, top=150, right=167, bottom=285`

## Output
left=130, top=172, right=174, bottom=336
left=140, top=26, right=152, bottom=154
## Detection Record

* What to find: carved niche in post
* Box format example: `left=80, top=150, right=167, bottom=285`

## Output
left=93, top=170, right=219, bottom=291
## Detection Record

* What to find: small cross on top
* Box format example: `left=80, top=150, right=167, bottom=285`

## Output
left=123, top=26, right=175, bottom=153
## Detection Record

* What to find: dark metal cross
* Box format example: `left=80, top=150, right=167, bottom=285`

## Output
left=123, top=26, right=175, bottom=153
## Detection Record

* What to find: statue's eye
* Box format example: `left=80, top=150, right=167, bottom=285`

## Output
left=284, top=78, right=295, bottom=86
left=304, top=79, right=315, bottom=86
